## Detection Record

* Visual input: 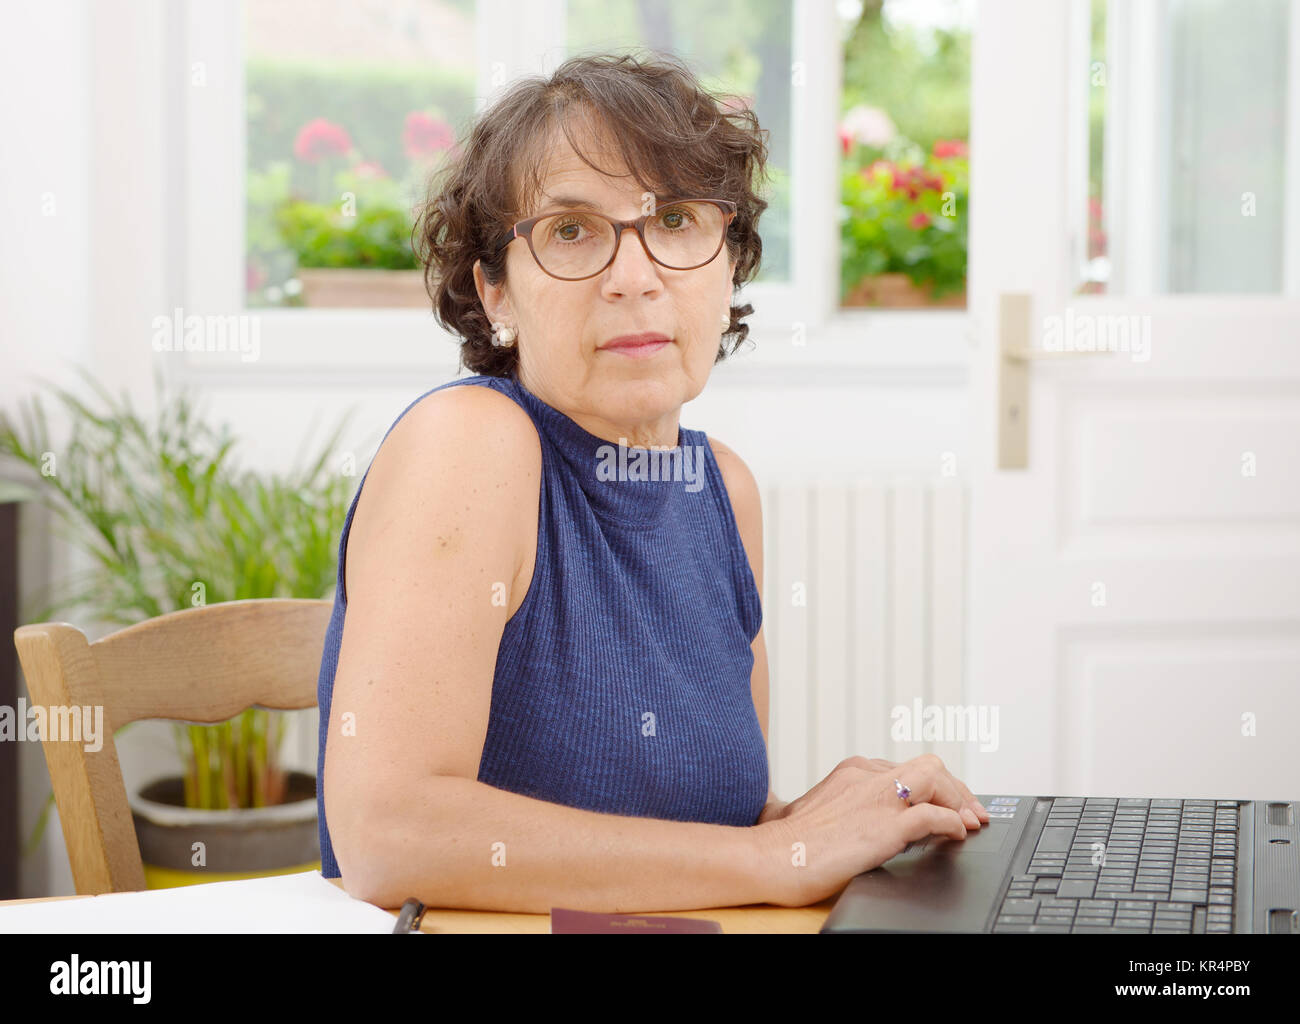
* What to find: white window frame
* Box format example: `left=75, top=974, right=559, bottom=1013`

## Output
left=175, top=0, right=970, bottom=385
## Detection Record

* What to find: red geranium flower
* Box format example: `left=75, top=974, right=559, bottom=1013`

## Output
left=403, top=112, right=454, bottom=160
left=910, top=211, right=931, bottom=229
left=933, top=139, right=968, bottom=159
left=293, top=118, right=353, bottom=162
left=888, top=166, right=945, bottom=199
left=352, top=161, right=388, bottom=179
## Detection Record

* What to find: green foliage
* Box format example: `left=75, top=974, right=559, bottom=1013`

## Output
left=245, top=57, right=471, bottom=301
left=841, top=145, right=968, bottom=298
left=841, top=3, right=972, bottom=155
left=275, top=196, right=419, bottom=271
left=246, top=57, right=473, bottom=199
left=839, top=1, right=971, bottom=298
left=0, top=368, right=360, bottom=842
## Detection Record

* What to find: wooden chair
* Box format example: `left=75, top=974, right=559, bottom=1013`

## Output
left=13, top=598, right=332, bottom=895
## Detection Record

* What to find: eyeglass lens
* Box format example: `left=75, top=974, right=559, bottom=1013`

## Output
left=530, top=201, right=726, bottom=278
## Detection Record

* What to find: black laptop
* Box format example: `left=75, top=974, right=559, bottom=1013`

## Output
left=821, top=794, right=1300, bottom=934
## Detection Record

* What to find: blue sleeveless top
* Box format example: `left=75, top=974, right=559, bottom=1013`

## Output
left=315, top=372, right=767, bottom=879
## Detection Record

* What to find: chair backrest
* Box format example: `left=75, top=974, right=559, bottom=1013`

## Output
left=13, top=598, right=332, bottom=894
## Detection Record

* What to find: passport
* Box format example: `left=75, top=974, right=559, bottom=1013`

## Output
left=550, top=908, right=723, bottom=933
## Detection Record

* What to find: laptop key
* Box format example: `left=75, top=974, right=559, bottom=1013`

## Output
left=1035, top=827, right=1076, bottom=854
left=1056, top=880, right=1095, bottom=899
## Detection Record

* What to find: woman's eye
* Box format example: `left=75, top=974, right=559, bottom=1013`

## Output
left=553, top=219, right=589, bottom=242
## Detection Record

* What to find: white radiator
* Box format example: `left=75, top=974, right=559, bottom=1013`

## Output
left=761, top=478, right=968, bottom=801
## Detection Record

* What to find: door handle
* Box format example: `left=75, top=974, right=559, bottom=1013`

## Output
left=1003, top=347, right=1118, bottom=363
left=997, top=293, right=1115, bottom=469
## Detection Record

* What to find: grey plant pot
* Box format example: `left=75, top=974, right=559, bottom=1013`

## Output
left=128, top=770, right=320, bottom=883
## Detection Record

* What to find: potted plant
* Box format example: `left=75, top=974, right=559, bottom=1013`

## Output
left=252, top=112, right=456, bottom=309
left=839, top=108, right=969, bottom=308
left=0, top=368, right=357, bottom=886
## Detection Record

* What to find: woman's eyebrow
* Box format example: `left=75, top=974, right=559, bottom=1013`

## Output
left=545, top=195, right=600, bottom=210
left=540, top=193, right=678, bottom=214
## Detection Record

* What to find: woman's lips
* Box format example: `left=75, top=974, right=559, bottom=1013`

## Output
left=600, top=337, right=671, bottom=359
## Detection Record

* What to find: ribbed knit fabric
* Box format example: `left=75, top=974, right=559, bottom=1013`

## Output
left=315, top=372, right=767, bottom=879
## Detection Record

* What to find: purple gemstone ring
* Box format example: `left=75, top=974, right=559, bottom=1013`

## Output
left=894, top=779, right=912, bottom=805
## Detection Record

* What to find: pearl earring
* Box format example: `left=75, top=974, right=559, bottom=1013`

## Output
left=490, top=321, right=516, bottom=347
left=720, top=310, right=731, bottom=328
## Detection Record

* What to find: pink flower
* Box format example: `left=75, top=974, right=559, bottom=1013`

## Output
left=932, top=139, right=969, bottom=160
left=293, top=118, right=353, bottom=162
left=352, top=161, right=388, bottom=179
left=839, top=127, right=853, bottom=157
left=720, top=93, right=755, bottom=115
left=910, top=211, right=931, bottom=229
left=403, top=112, right=454, bottom=160
left=887, top=165, right=944, bottom=199
left=840, top=105, right=896, bottom=148
left=246, top=262, right=266, bottom=293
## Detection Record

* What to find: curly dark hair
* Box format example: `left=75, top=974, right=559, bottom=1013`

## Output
left=412, top=51, right=771, bottom=377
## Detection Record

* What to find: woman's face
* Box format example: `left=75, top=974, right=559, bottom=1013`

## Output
left=474, top=135, right=738, bottom=449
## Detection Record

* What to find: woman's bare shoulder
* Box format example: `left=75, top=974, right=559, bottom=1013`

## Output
left=397, top=381, right=539, bottom=457
left=364, top=383, right=542, bottom=491
left=344, top=383, right=542, bottom=593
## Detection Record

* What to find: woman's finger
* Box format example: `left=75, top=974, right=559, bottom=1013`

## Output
left=891, top=762, right=970, bottom=820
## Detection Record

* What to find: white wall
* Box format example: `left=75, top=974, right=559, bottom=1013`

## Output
left=1, top=0, right=92, bottom=902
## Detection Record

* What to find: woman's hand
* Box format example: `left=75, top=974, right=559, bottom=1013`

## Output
left=755, top=753, right=990, bottom=907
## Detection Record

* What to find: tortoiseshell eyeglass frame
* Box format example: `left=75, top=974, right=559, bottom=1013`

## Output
left=493, top=198, right=738, bottom=281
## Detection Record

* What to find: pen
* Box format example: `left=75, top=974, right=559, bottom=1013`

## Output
left=392, top=897, right=427, bottom=934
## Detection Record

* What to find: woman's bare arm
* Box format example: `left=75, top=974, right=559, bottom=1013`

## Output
left=324, top=385, right=781, bottom=913
left=351, top=775, right=774, bottom=912
left=708, top=436, right=789, bottom=827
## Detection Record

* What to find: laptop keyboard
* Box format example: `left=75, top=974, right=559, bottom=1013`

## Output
left=992, top=798, right=1240, bottom=933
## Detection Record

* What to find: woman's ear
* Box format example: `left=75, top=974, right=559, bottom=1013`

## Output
left=473, top=259, right=509, bottom=324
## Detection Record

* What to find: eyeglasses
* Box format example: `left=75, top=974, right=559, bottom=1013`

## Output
left=494, top=198, right=737, bottom=281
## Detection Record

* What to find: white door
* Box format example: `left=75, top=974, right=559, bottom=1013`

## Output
left=965, top=0, right=1300, bottom=799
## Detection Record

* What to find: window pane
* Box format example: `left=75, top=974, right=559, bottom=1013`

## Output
left=565, top=0, right=793, bottom=283
left=838, top=0, right=973, bottom=310
left=243, top=0, right=478, bottom=309
left=1080, top=0, right=1293, bottom=295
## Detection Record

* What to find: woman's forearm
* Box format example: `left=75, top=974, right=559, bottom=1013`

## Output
left=339, top=775, right=778, bottom=914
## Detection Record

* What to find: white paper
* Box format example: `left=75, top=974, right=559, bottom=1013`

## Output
left=0, top=870, right=403, bottom=933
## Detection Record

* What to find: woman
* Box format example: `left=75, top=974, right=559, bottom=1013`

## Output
left=316, top=52, right=987, bottom=914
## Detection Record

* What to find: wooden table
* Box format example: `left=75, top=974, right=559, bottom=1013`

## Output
left=0, top=878, right=841, bottom=933
left=322, top=879, right=840, bottom=933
